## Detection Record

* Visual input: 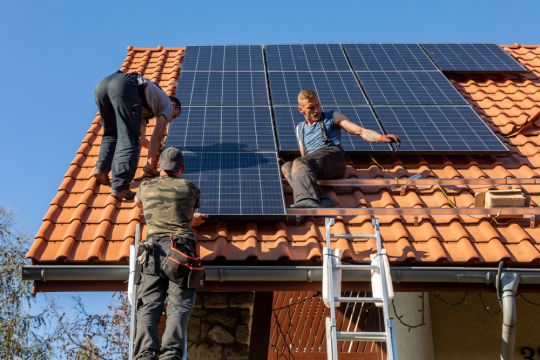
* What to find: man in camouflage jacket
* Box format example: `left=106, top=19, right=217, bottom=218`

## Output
left=133, top=147, right=207, bottom=360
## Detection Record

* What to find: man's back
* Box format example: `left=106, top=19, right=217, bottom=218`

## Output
left=137, top=176, right=200, bottom=240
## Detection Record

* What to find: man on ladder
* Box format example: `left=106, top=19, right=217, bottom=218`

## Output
left=280, top=89, right=400, bottom=208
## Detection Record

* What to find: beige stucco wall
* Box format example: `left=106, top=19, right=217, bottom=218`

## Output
left=392, top=292, right=435, bottom=360
left=430, top=292, right=540, bottom=360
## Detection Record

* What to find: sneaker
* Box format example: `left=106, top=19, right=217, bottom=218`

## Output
left=111, top=188, right=136, bottom=201
left=93, top=169, right=110, bottom=186
left=320, top=198, right=337, bottom=208
left=289, top=199, right=320, bottom=208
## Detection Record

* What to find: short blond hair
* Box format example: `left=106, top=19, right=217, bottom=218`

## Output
left=297, top=88, right=318, bottom=102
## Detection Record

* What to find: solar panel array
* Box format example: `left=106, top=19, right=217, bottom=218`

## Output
left=182, top=152, right=285, bottom=216
left=356, top=71, right=467, bottom=106
left=170, top=45, right=285, bottom=217
left=167, top=106, right=276, bottom=151
left=374, top=106, right=508, bottom=152
left=421, top=44, right=527, bottom=72
left=168, top=43, right=515, bottom=216
left=343, top=43, right=438, bottom=71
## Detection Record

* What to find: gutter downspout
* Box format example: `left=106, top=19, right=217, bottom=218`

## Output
left=500, top=272, right=520, bottom=360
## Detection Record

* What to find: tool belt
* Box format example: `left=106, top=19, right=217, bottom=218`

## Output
left=136, top=235, right=205, bottom=289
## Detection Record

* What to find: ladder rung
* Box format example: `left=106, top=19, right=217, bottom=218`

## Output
left=330, top=233, right=377, bottom=239
left=335, top=264, right=379, bottom=271
left=335, top=296, right=383, bottom=304
left=337, top=331, right=387, bottom=342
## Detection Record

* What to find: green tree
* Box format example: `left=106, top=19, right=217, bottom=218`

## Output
left=0, top=206, right=55, bottom=359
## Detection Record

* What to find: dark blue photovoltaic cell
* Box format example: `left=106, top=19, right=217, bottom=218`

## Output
left=273, top=106, right=391, bottom=153
left=176, top=71, right=269, bottom=106
left=374, top=106, right=508, bottom=153
left=343, top=44, right=438, bottom=71
left=265, top=44, right=350, bottom=71
left=182, top=152, right=285, bottom=216
left=421, top=44, right=527, bottom=72
left=181, top=45, right=265, bottom=71
left=166, top=107, right=276, bottom=151
left=268, top=72, right=368, bottom=106
left=357, top=71, right=468, bottom=105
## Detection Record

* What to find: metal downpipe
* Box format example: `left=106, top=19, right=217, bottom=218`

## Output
left=500, top=272, right=520, bottom=360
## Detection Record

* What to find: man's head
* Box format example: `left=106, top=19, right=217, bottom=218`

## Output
left=297, top=89, right=321, bottom=123
left=169, top=96, right=182, bottom=119
left=159, top=147, right=185, bottom=176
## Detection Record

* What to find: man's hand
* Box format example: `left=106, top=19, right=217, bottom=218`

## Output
left=143, top=162, right=159, bottom=177
left=379, top=134, right=400, bottom=144
left=191, top=213, right=208, bottom=228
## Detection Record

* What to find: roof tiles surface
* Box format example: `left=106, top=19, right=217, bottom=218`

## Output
left=27, top=44, right=540, bottom=266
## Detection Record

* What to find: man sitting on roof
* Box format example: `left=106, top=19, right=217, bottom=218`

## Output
left=93, top=71, right=182, bottom=200
left=282, top=89, right=400, bottom=208
left=134, top=147, right=207, bottom=360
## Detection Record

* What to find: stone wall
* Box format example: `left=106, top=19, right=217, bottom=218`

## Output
left=187, top=292, right=254, bottom=360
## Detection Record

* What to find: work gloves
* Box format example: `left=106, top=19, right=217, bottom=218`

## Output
left=379, top=134, right=400, bottom=144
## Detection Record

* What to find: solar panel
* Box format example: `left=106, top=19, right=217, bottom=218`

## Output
left=176, top=71, right=269, bottom=106
left=357, top=71, right=468, bottom=105
left=266, top=44, right=350, bottom=71
left=273, top=106, right=391, bottom=153
left=343, top=44, right=438, bottom=71
left=373, top=106, right=508, bottom=153
left=268, top=71, right=368, bottom=106
left=421, top=44, right=527, bottom=72
left=181, top=45, right=265, bottom=71
left=182, top=151, right=286, bottom=216
left=166, top=106, right=276, bottom=151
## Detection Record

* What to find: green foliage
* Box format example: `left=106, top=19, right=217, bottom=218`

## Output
left=0, top=205, right=130, bottom=359
left=0, top=206, right=55, bottom=359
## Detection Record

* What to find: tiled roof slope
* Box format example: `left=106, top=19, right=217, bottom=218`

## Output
left=27, top=44, right=540, bottom=265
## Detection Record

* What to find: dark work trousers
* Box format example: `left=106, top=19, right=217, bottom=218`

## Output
left=94, top=71, right=142, bottom=192
left=134, top=239, right=196, bottom=360
left=282, top=146, right=348, bottom=203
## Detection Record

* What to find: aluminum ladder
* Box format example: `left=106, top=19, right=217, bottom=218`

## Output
left=323, top=217, right=398, bottom=360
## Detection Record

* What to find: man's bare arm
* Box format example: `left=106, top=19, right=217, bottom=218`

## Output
left=144, top=115, right=168, bottom=173
left=337, top=118, right=400, bottom=144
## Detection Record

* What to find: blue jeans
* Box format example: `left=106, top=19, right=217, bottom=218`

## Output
left=95, top=71, right=142, bottom=192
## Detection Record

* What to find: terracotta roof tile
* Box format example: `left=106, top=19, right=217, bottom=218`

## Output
left=26, top=44, right=540, bottom=266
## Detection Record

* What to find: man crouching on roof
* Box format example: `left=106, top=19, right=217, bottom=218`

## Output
left=281, top=89, right=400, bottom=208
left=134, top=147, right=208, bottom=360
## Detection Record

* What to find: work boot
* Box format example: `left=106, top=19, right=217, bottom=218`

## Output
left=320, top=198, right=337, bottom=208
left=93, top=168, right=110, bottom=186
left=111, top=188, right=136, bottom=201
left=289, top=199, right=320, bottom=208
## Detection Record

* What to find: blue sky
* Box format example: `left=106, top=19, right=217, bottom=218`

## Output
left=1, top=0, right=539, bottom=311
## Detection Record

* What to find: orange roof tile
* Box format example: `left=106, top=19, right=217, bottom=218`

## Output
left=26, top=44, right=540, bottom=266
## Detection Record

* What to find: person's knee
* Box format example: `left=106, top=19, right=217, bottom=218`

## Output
left=291, top=158, right=310, bottom=174
left=281, top=161, right=292, bottom=178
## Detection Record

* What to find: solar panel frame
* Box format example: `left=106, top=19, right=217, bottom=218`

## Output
left=268, top=71, right=369, bottom=106
left=373, top=106, right=508, bottom=153
left=273, top=106, right=391, bottom=153
left=343, top=43, right=438, bottom=71
left=181, top=151, right=286, bottom=217
left=357, top=71, right=468, bottom=106
left=176, top=71, right=270, bottom=106
left=181, top=45, right=265, bottom=72
left=265, top=44, right=351, bottom=71
left=166, top=106, right=277, bottom=152
left=420, top=43, right=527, bottom=72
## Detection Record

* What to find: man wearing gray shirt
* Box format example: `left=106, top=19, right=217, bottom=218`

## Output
left=94, top=71, right=182, bottom=200
left=282, top=89, right=400, bottom=208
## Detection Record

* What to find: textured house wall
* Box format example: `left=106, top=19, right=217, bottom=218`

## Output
left=392, top=292, right=435, bottom=360
left=430, top=292, right=540, bottom=360
left=187, top=292, right=254, bottom=360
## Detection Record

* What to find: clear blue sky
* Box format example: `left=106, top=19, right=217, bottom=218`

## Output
left=1, top=0, right=539, bottom=311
